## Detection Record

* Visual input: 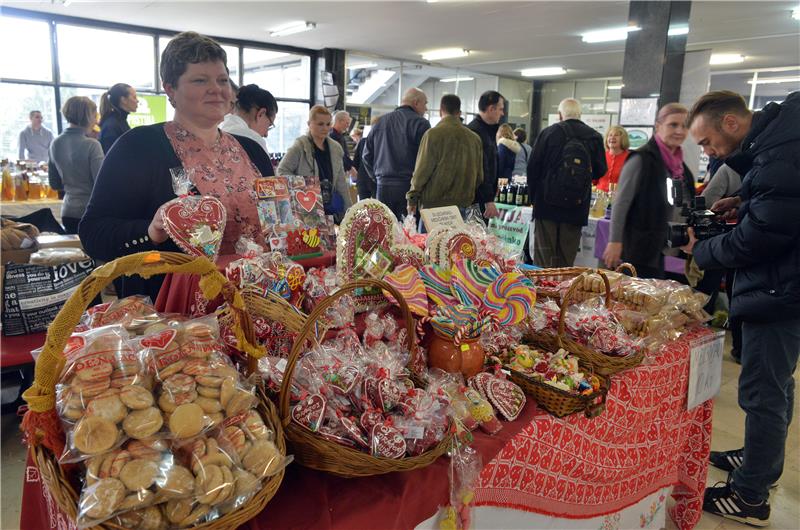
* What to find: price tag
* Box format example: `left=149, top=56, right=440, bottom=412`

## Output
left=687, top=331, right=725, bottom=410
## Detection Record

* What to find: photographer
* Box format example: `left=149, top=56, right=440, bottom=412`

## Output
left=682, top=90, right=800, bottom=526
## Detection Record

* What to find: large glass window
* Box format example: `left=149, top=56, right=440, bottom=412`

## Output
left=243, top=49, right=310, bottom=99
left=0, top=83, right=58, bottom=161
left=0, top=16, right=52, bottom=81
left=57, top=24, right=155, bottom=89
left=158, top=37, right=239, bottom=86
left=267, top=101, right=309, bottom=155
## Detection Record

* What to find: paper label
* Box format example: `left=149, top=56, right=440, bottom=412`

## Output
left=687, top=331, right=725, bottom=410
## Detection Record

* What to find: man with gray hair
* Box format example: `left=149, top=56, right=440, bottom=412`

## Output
left=330, top=110, right=355, bottom=177
left=362, top=87, right=430, bottom=219
left=527, top=98, right=606, bottom=267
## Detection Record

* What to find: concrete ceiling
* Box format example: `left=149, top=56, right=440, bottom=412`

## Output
left=6, top=1, right=800, bottom=80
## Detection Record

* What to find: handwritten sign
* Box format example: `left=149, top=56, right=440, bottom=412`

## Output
left=420, top=206, right=465, bottom=232
left=687, top=331, right=725, bottom=410
left=488, top=204, right=531, bottom=255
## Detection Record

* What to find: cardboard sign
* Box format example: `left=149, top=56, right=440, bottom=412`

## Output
left=687, top=331, right=725, bottom=410
left=420, top=206, right=465, bottom=232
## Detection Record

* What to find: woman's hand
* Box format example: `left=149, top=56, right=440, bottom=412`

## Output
left=147, top=208, right=169, bottom=244
left=603, top=242, right=623, bottom=269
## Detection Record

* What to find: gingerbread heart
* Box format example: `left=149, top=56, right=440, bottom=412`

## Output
left=360, top=410, right=385, bottom=433
left=377, top=378, right=403, bottom=412
left=291, top=393, right=326, bottom=432
left=161, top=195, right=226, bottom=261
left=340, top=416, right=369, bottom=449
left=318, top=424, right=356, bottom=448
left=486, top=377, right=526, bottom=421
left=371, top=424, right=406, bottom=459
left=469, top=372, right=494, bottom=400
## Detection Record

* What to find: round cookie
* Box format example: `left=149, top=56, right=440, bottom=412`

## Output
left=158, top=464, right=194, bottom=499
left=163, top=373, right=196, bottom=395
left=86, top=393, right=126, bottom=424
left=74, top=416, right=118, bottom=455
left=164, top=498, right=193, bottom=525
left=123, top=407, right=164, bottom=439
left=119, top=385, right=154, bottom=410
left=74, top=352, right=114, bottom=382
left=195, top=464, right=223, bottom=504
left=244, top=410, right=270, bottom=440
left=221, top=426, right=247, bottom=456
left=219, top=377, right=236, bottom=408
left=82, top=477, right=126, bottom=520
left=169, top=403, right=205, bottom=439
left=110, top=374, right=138, bottom=388
left=75, top=377, right=111, bottom=399
left=233, top=468, right=260, bottom=498
left=225, top=389, right=255, bottom=416
left=181, top=359, right=210, bottom=376
left=120, top=458, right=160, bottom=490
left=243, top=439, right=281, bottom=478
left=179, top=503, right=210, bottom=527
left=157, top=359, right=187, bottom=380
left=196, top=385, right=220, bottom=399
left=127, top=439, right=164, bottom=461
left=194, top=396, right=222, bottom=414
left=118, top=490, right=155, bottom=511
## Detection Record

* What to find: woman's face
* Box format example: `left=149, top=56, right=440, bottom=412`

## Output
left=655, top=112, right=688, bottom=150
left=308, top=113, right=331, bottom=140
left=165, top=61, right=232, bottom=128
left=121, top=88, right=139, bottom=113
left=251, top=108, right=275, bottom=137
left=606, top=129, right=623, bottom=150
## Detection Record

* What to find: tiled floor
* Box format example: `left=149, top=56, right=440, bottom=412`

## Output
left=1, top=337, right=798, bottom=530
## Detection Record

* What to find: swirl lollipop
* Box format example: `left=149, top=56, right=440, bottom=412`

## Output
left=450, top=259, right=499, bottom=307
left=420, top=264, right=458, bottom=307
left=483, top=272, right=536, bottom=326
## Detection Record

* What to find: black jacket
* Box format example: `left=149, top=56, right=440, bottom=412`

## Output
left=329, top=128, right=354, bottom=172
left=79, top=123, right=274, bottom=301
left=362, top=106, right=430, bottom=187
left=98, top=111, right=131, bottom=154
left=694, top=91, right=800, bottom=322
left=467, top=116, right=499, bottom=207
left=527, top=119, right=606, bottom=226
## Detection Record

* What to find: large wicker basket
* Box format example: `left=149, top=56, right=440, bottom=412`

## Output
left=21, top=251, right=286, bottom=529
left=507, top=366, right=608, bottom=418
left=274, top=278, right=452, bottom=477
left=526, top=269, right=645, bottom=376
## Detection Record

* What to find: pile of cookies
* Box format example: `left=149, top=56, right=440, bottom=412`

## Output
left=54, top=310, right=289, bottom=528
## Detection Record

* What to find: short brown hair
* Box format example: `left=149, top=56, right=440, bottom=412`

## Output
left=440, top=94, right=461, bottom=115
left=160, top=31, right=228, bottom=88
left=62, top=96, right=97, bottom=128
left=687, top=90, right=750, bottom=129
left=513, top=127, right=527, bottom=143
left=308, top=105, right=331, bottom=122
left=604, top=125, right=630, bottom=151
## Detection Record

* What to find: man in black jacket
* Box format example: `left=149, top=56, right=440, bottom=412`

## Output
left=527, top=98, right=606, bottom=267
left=683, top=90, right=800, bottom=527
left=467, top=90, right=505, bottom=219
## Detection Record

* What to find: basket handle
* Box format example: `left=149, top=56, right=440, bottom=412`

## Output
left=22, top=251, right=263, bottom=414
left=555, top=269, right=611, bottom=349
left=278, top=278, right=416, bottom=425
left=615, top=262, right=638, bottom=277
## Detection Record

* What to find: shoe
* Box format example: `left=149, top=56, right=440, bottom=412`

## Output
left=710, top=448, right=744, bottom=472
left=703, top=478, right=770, bottom=527
left=731, top=348, right=742, bottom=364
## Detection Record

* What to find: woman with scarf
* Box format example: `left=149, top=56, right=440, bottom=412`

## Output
left=603, top=103, right=696, bottom=278
left=98, top=83, right=139, bottom=153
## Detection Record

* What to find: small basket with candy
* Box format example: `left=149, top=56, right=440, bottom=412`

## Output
left=498, top=343, right=607, bottom=418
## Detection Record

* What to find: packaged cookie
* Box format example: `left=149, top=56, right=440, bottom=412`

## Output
left=83, top=295, right=161, bottom=332
left=56, top=325, right=158, bottom=463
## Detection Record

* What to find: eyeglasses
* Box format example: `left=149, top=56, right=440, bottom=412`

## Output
left=265, top=113, right=276, bottom=131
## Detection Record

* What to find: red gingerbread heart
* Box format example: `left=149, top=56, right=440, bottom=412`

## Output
left=486, top=377, right=526, bottom=421
left=377, top=378, right=404, bottom=412
left=360, top=409, right=384, bottom=433
left=339, top=416, right=369, bottom=449
left=161, top=196, right=226, bottom=261
left=370, top=424, right=406, bottom=459
left=291, top=393, right=326, bottom=432
left=295, top=190, right=319, bottom=213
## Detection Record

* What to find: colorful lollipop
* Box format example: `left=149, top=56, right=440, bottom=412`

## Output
left=483, top=272, right=536, bottom=326
left=450, top=259, right=499, bottom=307
left=382, top=264, right=429, bottom=317
left=420, top=264, right=458, bottom=307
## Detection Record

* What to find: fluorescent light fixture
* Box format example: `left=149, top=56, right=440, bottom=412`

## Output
left=607, top=84, right=624, bottom=90
left=793, top=7, right=799, bottom=20
left=747, top=76, right=800, bottom=85
left=440, top=76, right=474, bottom=82
left=581, top=26, right=640, bottom=43
left=668, top=25, right=689, bottom=36
left=421, top=48, right=470, bottom=61
left=521, top=66, right=567, bottom=77
left=348, top=62, right=378, bottom=70
left=710, top=53, right=745, bottom=65
left=269, top=21, right=316, bottom=37
left=650, top=93, right=660, bottom=97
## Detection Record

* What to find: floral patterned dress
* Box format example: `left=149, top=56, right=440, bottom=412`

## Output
left=164, top=121, right=266, bottom=254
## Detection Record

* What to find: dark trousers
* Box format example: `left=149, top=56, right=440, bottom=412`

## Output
left=376, top=182, right=410, bottom=222
left=356, top=172, right=376, bottom=200
left=533, top=219, right=582, bottom=268
left=726, top=269, right=742, bottom=354
left=732, top=317, right=800, bottom=503
left=62, top=216, right=81, bottom=235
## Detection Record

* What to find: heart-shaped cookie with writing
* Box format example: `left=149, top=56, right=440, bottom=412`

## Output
left=486, top=377, right=526, bottom=421
left=291, top=393, right=326, bottom=432
left=161, top=195, right=226, bottom=261
left=371, top=424, right=407, bottom=459
left=295, top=190, right=319, bottom=213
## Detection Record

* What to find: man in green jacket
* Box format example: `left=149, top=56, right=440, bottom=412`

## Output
left=406, top=94, right=483, bottom=222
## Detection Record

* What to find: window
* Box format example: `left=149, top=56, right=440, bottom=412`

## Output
left=267, top=101, right=309, bottom=155
left=243, top=48, right=310, bottom=99
left=58, top=25, right=155, bottom=89
left=0, top=16, right=52, bottom=81
left=158, top=37, right=239, bottom=86
left=0, top=83, right=58, bottom=161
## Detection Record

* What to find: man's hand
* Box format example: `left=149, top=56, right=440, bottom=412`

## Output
left=711, top=196, right=741, bottom=221
left=603, top=242, right=623, bottom=269
left=148, top=207, right=169, bottom=244
left=407, top=203, right=417, bottom=216
left=680, top=227, right=697, bottom=255
left=483, top=202, right=499, bottom=219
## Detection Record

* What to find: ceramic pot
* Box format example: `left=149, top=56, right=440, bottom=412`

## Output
left=427, top=329, right=485, bottom=379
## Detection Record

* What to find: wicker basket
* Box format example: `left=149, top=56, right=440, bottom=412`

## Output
left=526, top=269, right=645, bottom=376
left=21, top=251, right=286, bottom=530
left=276, top=278, right=452, bottom=477
left=507, top=366, right=608, bottom=418
left=522, top=266, right=592, bottom=299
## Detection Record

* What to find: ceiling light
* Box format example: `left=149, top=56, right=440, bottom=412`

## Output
left=269, top=21, right=316, bottom=37
left=581, top=26, right=640, bottom=43
left=668, top=25, right=689, bottom=36
left=421, top=48, right=470, bottom=61
left=793, top=7, right=799, bottom=20
left=710, top=54, right=745, bottom=65
left=521, top=67, right=567, bottom=77
left=440, top=76, right=474, bottom=83
left=348, top=62, right=378, bottom=70
left=607, top=84, right=624, bottom=90
left=747, top=76, right=800, bottom=85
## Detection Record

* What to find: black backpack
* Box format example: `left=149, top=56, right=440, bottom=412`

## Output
left=542, top=121, right=593, bottom=208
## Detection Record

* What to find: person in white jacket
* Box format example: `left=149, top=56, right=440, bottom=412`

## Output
left=220, top=84, right=277, bottom=155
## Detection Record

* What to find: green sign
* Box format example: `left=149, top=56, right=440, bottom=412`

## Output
left=127, top=95, right=167, bottom=128
left=488, top=204, right=531, bottom=255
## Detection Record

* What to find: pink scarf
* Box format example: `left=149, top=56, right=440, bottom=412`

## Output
left=654, top=134, right=685, bottom=180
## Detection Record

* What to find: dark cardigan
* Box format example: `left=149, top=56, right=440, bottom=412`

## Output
left=79, top=123, right=274, bottom=301
left=98, top=111, right=131, bottom=154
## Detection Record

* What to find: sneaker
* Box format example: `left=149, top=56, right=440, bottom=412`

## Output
left=710, top=448, right=744, bottom=472
left=703, top=479, right=770, bottom=527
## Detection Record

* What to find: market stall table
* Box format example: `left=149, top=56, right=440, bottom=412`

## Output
left=1, top=198, right=63, bottom=224
left=18, top=327, right=712, bottom=530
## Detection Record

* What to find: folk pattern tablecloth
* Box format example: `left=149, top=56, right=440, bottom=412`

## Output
left=474, top=327, right=714, bottom=530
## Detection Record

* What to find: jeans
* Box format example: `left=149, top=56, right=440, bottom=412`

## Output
left=376, top=182, right=410, bottom=222
left=732, top=317, right=800, bottom=503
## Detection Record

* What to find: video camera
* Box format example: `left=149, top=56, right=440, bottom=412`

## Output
left=668, top=196, right=734, bottom=248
